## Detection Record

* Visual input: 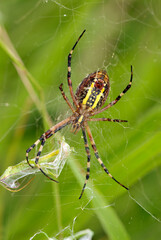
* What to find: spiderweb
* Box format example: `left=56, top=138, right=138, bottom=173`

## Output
left=0, top=0, right=161, bottom=239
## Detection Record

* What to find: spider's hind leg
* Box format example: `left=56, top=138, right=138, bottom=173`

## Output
left=79, top=127, right=91, bottom=199
left=85, top=124, right=129, bottom=191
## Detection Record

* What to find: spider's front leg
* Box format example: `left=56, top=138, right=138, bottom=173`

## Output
left=26, top=116, right=72, bottom=182
left=67, top=29, right=86, bottom=108
left=91, top=65, right=133, bottom=116
left=26, top=130, right=58, bottom=182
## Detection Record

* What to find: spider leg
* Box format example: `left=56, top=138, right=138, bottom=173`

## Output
left=79, top=127, right=91, bottom=199
left=91, top=65, right=133, bottom=116
left=88, top=118, right=128, bottom=122
left=26, top=138, right=42, bottom=168
left=67, top=30, right=86, bottom=109
left=59, top=83, right=75, bottom=113
left=34, top=137, right=59, bottom=183
left=26, top=116, right=72, bottom=181
left=85, top=123, right=129, bottom=190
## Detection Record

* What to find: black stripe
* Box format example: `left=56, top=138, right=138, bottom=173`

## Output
left=40, top=135, right=45, bottom=141
left=37, top=151, right=41, bottom=156
left=123, top=84, right=131, bottom=93
left=72, top=41, right=79, bottom=50
left=35, top=158, right=39, bottom=164
left=26, top=148, right=31, bottom=153
left=68, top=72, right=71, bottom=78
left=85, top=146, right=89, bottom=151
left=116, top=95, right=121, bottom=100
left=104, top=168, right=109, bottom=174
left=68, top=60, right=71, bottom=67
left=82, top=129, right=87, bottom=144
left=101, top=163, right=104, bottom=167
left=95, top=152, right=99, bottom=159
left=86, top=175, right=89, bottom=180
left=71, top=30, right=86, bottom=51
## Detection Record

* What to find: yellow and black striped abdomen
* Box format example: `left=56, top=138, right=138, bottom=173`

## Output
left=75, top=70, right=110, bottom=110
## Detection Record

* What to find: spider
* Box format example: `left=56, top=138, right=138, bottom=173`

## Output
left=26, top=29, right=133, bottom=199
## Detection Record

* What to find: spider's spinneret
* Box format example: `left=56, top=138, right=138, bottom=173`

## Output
left=75, top=70, right=110, bottom=110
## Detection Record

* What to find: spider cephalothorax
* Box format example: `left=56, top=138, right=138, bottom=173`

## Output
left=26, top=30, right=133, bottom=199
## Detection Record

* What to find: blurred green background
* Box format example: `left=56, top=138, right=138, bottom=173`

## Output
left=0, top=0, right=161, bottom=239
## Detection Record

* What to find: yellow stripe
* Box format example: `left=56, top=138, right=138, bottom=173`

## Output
left=92, top=87, right=105, bottom=109
left=78, top=115, right=83, bottom=123
left=82, top=82, right=95, bottom=105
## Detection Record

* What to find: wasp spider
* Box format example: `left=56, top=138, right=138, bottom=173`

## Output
left=26, top=30, right=133, bottom=199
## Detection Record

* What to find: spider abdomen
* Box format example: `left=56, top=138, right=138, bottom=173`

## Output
left=75, top=70, right=110, bottom=110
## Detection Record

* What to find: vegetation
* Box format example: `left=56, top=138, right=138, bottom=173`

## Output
left=0, top=0, right=161, bottom=239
